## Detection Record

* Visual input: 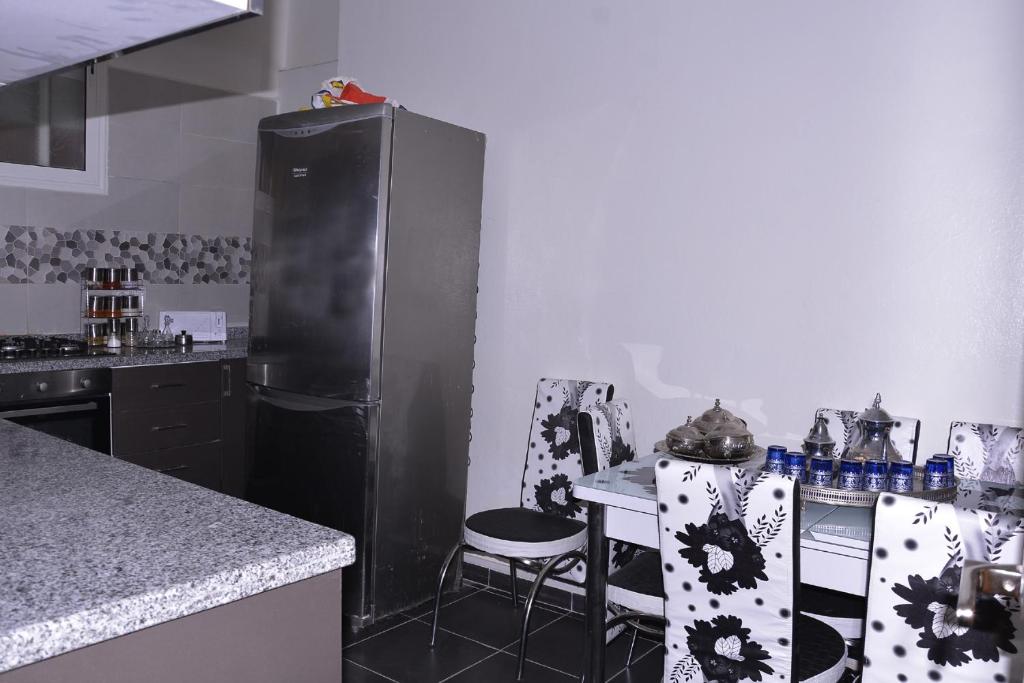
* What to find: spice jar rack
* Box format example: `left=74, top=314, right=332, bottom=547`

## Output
left=81, top=266, right=146, bottom=346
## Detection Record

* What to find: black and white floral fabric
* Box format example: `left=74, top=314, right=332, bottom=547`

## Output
left=579, top=400, right=644, bottom=581
left=815, top=408, right=921, bottom=463
left=948, top=421, right=1024, bottom=486
left=520, top=378, right=610, bottom=516
left=863, top=493, right=1023, bottom=682
left=655, top=459, right=799, bottom=682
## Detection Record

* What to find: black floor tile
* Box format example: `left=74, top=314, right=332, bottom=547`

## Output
left=422, top=588, right=562, bottom=649
left=343, top=658, right=398, bottom=682
left=402, top=583, right=483, bottom=619
left=445, top=651, right=576, bottom=682
left=345, top=610, right=413, bottom=649
left=607, top=644, right=664, bottom=682
left=344, top=618, right=496, bottom=683
left=461, top=561, right=490, bottom=584
left=490, top=570, right=575, bottom=610
left=507, top=614, right=657, bottom=679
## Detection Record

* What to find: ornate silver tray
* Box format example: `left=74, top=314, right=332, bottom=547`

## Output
left=654, top=441, right=766, bottom=466
left=800, top=465, right=958, bottom=507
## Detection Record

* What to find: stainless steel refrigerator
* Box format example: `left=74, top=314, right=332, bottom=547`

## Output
left=244, top=104, right=484, bottom=629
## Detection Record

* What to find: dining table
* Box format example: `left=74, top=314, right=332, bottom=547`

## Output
left=573, top=451, right=1023, bottom=682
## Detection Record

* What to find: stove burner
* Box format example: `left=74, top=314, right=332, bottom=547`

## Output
left=0, top=335, right=89, bottom=360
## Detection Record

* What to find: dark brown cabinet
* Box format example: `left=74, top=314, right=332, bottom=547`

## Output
left=111, top=359, right=246, bottom=493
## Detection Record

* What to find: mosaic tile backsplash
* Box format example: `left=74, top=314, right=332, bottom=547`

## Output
left=1, top=226, right=251, bottom=285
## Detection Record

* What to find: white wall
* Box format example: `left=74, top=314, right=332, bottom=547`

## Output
left=336, top=1, right=1024, bottom=515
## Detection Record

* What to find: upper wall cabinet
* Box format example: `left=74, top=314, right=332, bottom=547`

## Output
left=0, top=0, right=263, bottom=87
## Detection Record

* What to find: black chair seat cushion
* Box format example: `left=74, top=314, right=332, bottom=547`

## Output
left=796, top=614, right=848, bottom=681
left=607, top=550, right=664, bottom=615
left=464, top=507, right=587, bottom=558
left=800, top=585, right=866, bottom=619
left=608, top=550, right=663, bottom=596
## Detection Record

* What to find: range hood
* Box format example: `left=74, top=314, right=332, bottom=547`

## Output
left=0, top=0, right=263, bottom=87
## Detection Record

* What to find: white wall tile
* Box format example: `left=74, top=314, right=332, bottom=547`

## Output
left=281, top=0, right=340, bottom=71
left=109, top=104, right=182, bottom=182
left=145, top=283, right=250, bottom=326
left=0, top=187, right=27, bottom=227
left=24, top=178, right=179, bottom=233
left=179, top=185, right=253, bottom=238
left=179, top=134, right=258, bottom=191
left=277, top=61, right=339, bottom=114
left=26, top=284, right=80, bottom=334
left=0, top=285, right=28, bottom=334
left=181, top=93, right=276, bottom=144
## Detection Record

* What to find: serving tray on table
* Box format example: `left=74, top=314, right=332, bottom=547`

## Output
left=800, top=465, right=958, bottom=507
left=654, top=440, right=766, bottom=466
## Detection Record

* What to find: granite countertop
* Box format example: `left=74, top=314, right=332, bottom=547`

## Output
left=0, top=420, right=355, bottom=674
left=0, top=337, right=248, bottom=375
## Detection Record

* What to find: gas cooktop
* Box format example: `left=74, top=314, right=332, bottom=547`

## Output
left=0, top=336, right=103, bottom=361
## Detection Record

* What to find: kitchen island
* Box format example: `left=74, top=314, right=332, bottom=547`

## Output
left=0, top=419, right=354, bottom=682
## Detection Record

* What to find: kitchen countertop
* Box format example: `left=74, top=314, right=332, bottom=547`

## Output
left=0, top=420, right=355, bottom=674
left=0, top=337, right=248, bottom=375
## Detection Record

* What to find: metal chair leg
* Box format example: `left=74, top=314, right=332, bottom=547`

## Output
left=509, top=559, right=520, bottom=605
left=625, top=627, right=638, bottom=667
left=516, top=550, right=586, bottom=680
left=429, top=542, right=464, bottom=647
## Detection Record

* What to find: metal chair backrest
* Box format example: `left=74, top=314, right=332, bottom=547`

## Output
left=655, top=458, right=800, bottom=682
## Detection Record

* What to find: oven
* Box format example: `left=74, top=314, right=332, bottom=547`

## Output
left=0, top=368, right=112, bottom=453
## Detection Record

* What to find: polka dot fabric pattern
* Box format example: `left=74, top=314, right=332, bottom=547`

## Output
left=815, top=408, right=922, bottom=464
left=519, top=378, right=611, bottom=516
left=947, top=421, right=1024, bottom=486
left=655, top=459, right=800, bottom=682
left=579, top=400, right=644, bottom=583
left=863, top=494, right=1023, bottom=682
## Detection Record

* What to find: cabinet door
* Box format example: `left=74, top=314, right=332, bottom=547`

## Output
left=112, top=362, right=221, bottom=410
left=119, top=443, right=221, bottom=491
left=220, top=358, right=247, bottom=497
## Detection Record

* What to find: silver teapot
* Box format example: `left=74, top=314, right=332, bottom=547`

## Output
left=841, top=393, right=904, bottom=463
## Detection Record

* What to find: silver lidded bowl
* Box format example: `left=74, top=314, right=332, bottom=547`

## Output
left=704, top=420, right=756, bottom=459
left=689, top=398, right=747, bottom=433
left=665, top=416, right=705, bottom=456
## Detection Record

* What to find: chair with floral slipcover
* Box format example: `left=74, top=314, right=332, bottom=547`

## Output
left=578, top=399, right=665, bottom=667
left=428, top=378, right=611, bottom=680
left=655, top=458, right=847, bottom=682
left=803, top=406, right=923, bottom=642
left=861, top=492, right=1023, bottom=682
left=947, top=421, right=1024, bottom=486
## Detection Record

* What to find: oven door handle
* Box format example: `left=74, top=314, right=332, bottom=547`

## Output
left=0, top=401, right=100, bottom=419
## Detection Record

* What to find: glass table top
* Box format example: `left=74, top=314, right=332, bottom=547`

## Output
left=574, top=453, right=1023, bottom=548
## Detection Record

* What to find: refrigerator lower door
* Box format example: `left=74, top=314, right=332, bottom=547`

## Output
left=245, top=384, right=378, bottom=624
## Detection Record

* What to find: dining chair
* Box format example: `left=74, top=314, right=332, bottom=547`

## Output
left=429, top=377, right=612, bottom=680
left=578, top=400, right=665, bottom=666
left=655, top=458, right=848, bottom=682
left=947, top=420, right=1024, bottom=485
left=803, top=407, right=923, bottom=642
left=815, top=407, right=922, bottom=464
left=862, top=492, right=1023, bottom=682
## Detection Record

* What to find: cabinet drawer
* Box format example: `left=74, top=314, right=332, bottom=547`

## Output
left=119, top=443, right=221, bottom=491
left=112, top=362, right=221, bottom=410
left=113, top=402, right=221, bottom=455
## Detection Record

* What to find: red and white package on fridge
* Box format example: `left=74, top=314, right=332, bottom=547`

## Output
left=310, top=76, right=399, bottom=109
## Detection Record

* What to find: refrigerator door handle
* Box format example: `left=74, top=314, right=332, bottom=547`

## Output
left=252, top=384, right=376, bottom=412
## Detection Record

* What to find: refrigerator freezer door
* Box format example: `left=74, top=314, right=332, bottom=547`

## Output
left=245, top=385, right=378, bottom=623
left=248, top=107, right=391, bottom=400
